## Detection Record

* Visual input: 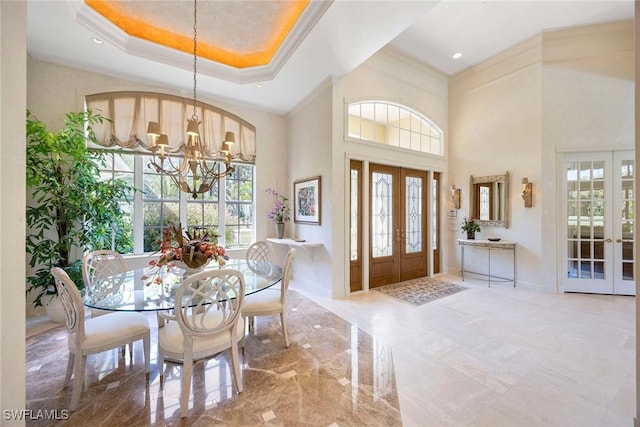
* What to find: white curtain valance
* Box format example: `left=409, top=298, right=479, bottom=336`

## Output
left=85, top=91, right=257, bottom=162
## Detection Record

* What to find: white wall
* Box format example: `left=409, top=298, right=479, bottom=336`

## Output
left=449, top=20, right=634, bottom=291
left=285, top=80, right=334, bottom=297
left=449, top=36, right=543, bottom=286
left=1, top=1, right=27, bottom=420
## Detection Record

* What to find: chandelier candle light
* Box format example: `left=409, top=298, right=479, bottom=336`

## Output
left=147, top=0, right=236, bottom=199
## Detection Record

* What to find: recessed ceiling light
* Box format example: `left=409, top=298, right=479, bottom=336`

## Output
left=452, top=52, right=462, bottom=60
left=256, top=83, right=263, bottom=88
left=92, top=37, right=103, bottom=45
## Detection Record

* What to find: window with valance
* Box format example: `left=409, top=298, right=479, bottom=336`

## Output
left=85, top=92, right=257, bottom=253
left=86, top=91, right=256, bottom=162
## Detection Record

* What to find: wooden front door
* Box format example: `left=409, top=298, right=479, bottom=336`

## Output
left=369, top=164, right=428, bottom=288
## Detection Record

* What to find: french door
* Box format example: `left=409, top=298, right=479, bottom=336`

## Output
left=369, top=164, right=428, bottom=288
left=562, top=151, right=635, bottom=295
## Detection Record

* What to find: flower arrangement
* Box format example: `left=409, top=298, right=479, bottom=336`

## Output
left=265, top=188, right=290, bottom=223
left=461, top=217, right=481, bottom=233
left=142, top=223, right=228, bottom=285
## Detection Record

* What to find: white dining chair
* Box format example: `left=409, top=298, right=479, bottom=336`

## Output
left=50, top=267, right=150, bottom=412
left=242, top=248, right=296, bottom=347
left=82, top=249, right=131, bottom=355
left=157, top=268, right=246, bottom=418
left=82, top=249, right=129, bottom=312
left=246, top=240, right=273, bottom=263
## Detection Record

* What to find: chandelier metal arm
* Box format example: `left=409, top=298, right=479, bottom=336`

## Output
left=145, top=0, right=237, bottom=200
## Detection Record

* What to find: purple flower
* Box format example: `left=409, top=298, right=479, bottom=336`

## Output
left=265, top=188, right=291, bottom=222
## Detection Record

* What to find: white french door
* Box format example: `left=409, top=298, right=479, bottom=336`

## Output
left=562, top=151, right=635, bottom=295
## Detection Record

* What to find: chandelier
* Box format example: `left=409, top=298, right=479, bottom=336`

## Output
left=146, top=0, right=235, bottom=199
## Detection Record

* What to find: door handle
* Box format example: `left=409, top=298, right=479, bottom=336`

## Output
left=395, top=229, right=401, bottom=242
left=616, top=239, right=633, bottom=243
left=400, top=230, right=406, bottom=241
left=605, top=238, right=613, bottom=243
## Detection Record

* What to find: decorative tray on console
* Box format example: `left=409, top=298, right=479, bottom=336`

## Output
left=487, top=237, right=501, bottom=242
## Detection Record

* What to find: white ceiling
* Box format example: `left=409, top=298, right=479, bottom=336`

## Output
left=26, top=1, right=634, bottom=115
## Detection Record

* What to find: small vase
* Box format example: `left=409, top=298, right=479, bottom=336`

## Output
left=275, top=221, right=285, bottom=239
left=466, top=231, right=475, bottom=240
left=174, top=260, right=209, bottom=279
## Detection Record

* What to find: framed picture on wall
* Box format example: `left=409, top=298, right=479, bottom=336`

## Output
left=293, top=176, right=321, bottom=225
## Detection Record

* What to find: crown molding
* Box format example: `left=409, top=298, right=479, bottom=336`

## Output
left=449, top=35, right=541, bottom=98
left=541, top=19, right=633, bottom=65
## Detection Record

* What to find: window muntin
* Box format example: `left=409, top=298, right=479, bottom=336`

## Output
left=98, top=151, right=254, bottom=254
left=223, top=164, right=254, bottom=248
left=99, top=152, right=135, bottom=253
left=89, top=92, right=256, bottom=254
left=142, top=156, right=181, bottom=252
left=347, top=101, right=443, bottom=156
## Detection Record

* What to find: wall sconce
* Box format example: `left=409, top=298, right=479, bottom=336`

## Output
left=450, top=185, right=461, bottom=209
left=521, top=177, right=532, bottom=208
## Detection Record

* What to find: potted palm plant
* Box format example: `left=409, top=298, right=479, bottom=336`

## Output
left=26, top=110, right=136, bottom=314
left=461, top=217, right=481, bottom=240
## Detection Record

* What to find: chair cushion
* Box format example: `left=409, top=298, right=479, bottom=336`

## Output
left=79, top=311, right=149, bottom=351
left=242, top=289, right=283, bottom=316
left=159, top=311, right=244, bottom=356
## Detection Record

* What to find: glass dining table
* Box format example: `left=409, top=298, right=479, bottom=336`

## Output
left=83, top=258, right=283, bottom=312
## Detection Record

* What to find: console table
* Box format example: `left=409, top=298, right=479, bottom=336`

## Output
left=266, top=238, right=323, bottom=261
left=458, top=239, right=516, bottom=287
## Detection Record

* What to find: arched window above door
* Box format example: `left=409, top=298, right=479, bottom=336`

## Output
left=346, top=100, right=443, bottom=156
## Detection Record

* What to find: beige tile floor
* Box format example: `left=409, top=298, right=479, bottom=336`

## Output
left=291, top=274, right=636, bottom=427
left=27, top=273, right=635, bottom=426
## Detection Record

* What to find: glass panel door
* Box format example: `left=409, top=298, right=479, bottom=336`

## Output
left=369, top=164, right=428, bottom=287
left=405, top=176, right=423, bottom=254
left=372, top=171, right=394, bottom=258
left=563, top=151, right=635, bottom=295
left=369, top=164, right=400, bottom=288
left=613, top=151, right=635, bottom=295
left=399, top=168, right=428, bottom=281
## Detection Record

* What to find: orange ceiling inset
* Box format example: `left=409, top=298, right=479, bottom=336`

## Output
left=85, top=0, right=309, bottom=69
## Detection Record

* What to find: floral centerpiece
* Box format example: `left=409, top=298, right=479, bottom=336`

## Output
left=265, top=188, right=290, bottom=223
left=142, top=223, right=228, bottom=285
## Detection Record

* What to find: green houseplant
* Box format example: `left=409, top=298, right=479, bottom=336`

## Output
left=461, top=217, right=481, bottom=240
left=26, top=110, right=136, bottom=307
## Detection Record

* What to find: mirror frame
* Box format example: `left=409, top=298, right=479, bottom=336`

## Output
left=469, top=172, right=510, bottom=228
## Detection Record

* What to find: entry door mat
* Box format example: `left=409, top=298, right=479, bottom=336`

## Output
left=373, top=277, right=466, bottom=306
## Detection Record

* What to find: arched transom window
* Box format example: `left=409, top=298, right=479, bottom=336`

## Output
left=347, top=101, right=443, bottom=156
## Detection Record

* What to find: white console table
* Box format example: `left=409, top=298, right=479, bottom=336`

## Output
left=266, top=238, right=323, bottom=261
left=458, top=239, right=516, bottom=287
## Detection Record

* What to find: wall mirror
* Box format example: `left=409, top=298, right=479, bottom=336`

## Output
left=469, top=172, right=509, bottom=228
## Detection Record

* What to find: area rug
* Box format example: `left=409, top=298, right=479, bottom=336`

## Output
left=373, top=277, right=466, bottom=306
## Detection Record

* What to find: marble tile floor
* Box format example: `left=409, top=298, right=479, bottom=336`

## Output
left=293, top=275, right=636, bottom=427
left=26, top=290, right=401, bottom=426
left=26, top=275, right=636, bottom=426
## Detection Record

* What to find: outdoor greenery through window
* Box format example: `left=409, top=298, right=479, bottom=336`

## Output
left=98, top=151, right=254, bottom=254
